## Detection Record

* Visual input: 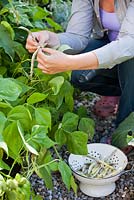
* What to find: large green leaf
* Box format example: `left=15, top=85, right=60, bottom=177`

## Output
left=0, top=24, right=28, bottom=60
left=78, top=118, right=95, bottom=140
left=2, top=121, right=23, bottom=161
left=14, top=78, right=31, bottom=96
left=7, top=105, right=32, bottom=131
left=61, top=80, right=74, bottom=111
left=66, top=131, right=88, bottom=155
left=58, top=160, right=72, bottom=190
left=112, top=112, right=134, bottom=148
left=62, top=112, right=79, bottom=132
left=27, top=92, right=48, bottom=104
left=32, top=6, right=49, bottom=20
left=45, top=17, right=63, bottom=31
left=0, top=78, right=22, bottom=101
left=48, top=76, right=64, bottom=95
left=1, top=21, right=15, bottom=40
left=35, top=108, right=51, bottom=130
left=0, top=24, right=15, bottom=60
left=48, top=80, right=74, bottom=110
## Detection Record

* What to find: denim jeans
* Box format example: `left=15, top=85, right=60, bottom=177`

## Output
left=71, top=36, right=134, bottom=126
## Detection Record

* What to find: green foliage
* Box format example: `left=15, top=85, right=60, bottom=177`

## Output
left=112, top=112, right=134, bottom=148
left=0, top=0, right=95, bottom=198
left=0, top=173, right=36, bottom=200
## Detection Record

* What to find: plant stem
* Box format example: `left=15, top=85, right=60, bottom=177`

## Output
left=26, top=158, right=59, bottom=179
left=8, top=147, right=25, bottom=176
left=38, top=159, right=59, bottom=169
left=53, top=145, right=62, bottom=160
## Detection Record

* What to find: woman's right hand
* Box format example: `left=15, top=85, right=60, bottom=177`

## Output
left=26, top=30, right=60, bottom=53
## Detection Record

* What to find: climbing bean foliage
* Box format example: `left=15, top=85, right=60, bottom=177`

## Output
left=0, top=0, right=96, bottom=199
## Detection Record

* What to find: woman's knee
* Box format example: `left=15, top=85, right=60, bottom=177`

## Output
left=118, top=58, right=134, bottom=88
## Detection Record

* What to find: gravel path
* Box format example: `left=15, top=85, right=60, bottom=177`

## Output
left=30, top=92, right=134, bottom=200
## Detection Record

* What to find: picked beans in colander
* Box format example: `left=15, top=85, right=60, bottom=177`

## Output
left=76, top=151, right=122, bottom=178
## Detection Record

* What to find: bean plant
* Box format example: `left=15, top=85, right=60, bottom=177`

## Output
left=0, top=1, right=133, bottom=199
left=0, top=1, right=95, bottom=199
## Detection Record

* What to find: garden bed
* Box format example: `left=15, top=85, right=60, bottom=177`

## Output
left=30, top=92, right=134, bottom=200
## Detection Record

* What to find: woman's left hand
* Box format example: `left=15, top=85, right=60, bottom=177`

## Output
left=37, top=48, right=72, bottom=74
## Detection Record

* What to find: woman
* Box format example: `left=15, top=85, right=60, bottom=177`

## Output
left=26, top=0, right=134, bottom=128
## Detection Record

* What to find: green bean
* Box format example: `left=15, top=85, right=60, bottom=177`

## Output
left=76, top=151, right=119, bottom=179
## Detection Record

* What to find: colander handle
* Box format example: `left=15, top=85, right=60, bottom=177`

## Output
left=120, top=161, right=134, bottom=176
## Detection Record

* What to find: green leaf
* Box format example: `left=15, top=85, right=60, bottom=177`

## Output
left=17, top=121, right=39, bottom=155
left=55, top=128, right=67, bottom=146
left=3, top=121, right=23, bottom=161
left=0, top=159, right=10, bottom=170
left=112, top=112, right=134, bottom=148
left=0, top=66, right=7, bottom=76
left=62, top=80, right=74, bottom=111
left=65, top=94, right=74, bottom=112
left=66, top=131, right=88, bottom=155
left=0, top=24, right=15, bottom=60
left=13, top=41, right=28, bottom=60
left=46, top=17, right=63, bottom=31
left=30, top=125, right=55, bottom=149
left=27, top=92, right=48, bottom=104
left=1, top=21, right=15, bottom=40
left=58, top=45, right=72, bottom=52
left=0, top=112, right=8, bottom=154
left=37, top=149, right=51, bottom=165
left=62, top=112, right=79, bottom=132
left=49, top=161, right=58, bottom=172
left=35, top=108, right=51, bottom=129
left=32, top=6, right=49, bottom=20
left=70, top=176, right=78, bottom=195
left=48, top=76, right=64, bottom=95
left=78, top=118, right=95, bottom=140
left=8, top=105, right=32, bottom=131
left=0, top=7, right=9, bottom=15
left=0, top=102, right=12, bottom=109
left=0, top=78, right=22, bottom=101
left=77, top=106, right=87, bottom=118
left=36, top=166, right=53, bottom=189
left=58, top=160, right=72, bottom=190
left=19, top=14, right=33, bottom=27
left=14, top=78, right=31, bottom=96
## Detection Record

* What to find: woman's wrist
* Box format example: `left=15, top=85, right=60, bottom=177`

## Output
left=67, top=52, right=99, bottom=71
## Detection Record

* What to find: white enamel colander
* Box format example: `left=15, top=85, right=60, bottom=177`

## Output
left=68, top=143, right=128, bottom=197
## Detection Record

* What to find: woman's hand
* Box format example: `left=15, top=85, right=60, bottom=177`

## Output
left=37, top=48, right=72, bottom=74
left=26, top=31, right=60, bottom=53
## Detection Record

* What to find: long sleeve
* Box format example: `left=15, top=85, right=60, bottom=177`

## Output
left=58, top=0, right=94, bottom=53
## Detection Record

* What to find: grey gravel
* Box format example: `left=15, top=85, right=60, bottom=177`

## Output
left=30, top=92, right=134, bottom=200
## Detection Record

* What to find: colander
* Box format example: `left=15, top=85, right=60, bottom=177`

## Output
left=68, top=143, right=128, bottom=197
